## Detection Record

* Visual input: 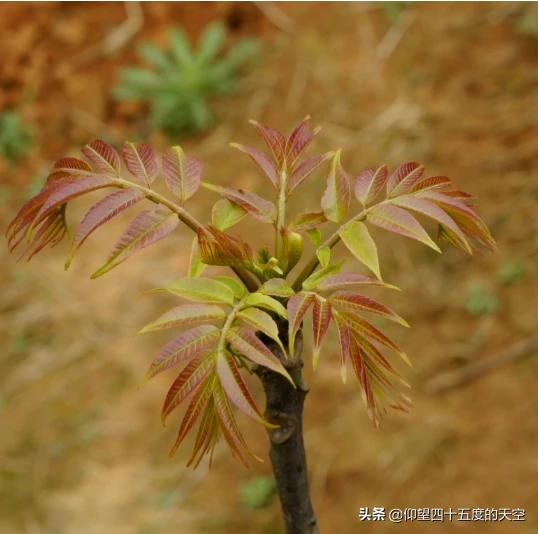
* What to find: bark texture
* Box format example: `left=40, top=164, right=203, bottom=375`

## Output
left=255, top=330, right=318, bottom=534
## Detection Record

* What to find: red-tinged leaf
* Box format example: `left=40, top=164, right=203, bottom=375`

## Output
left=216, top=351, right=267, bottom=425
left=367, top=203, right=441, bottom=252
left=321, top=150, right=351, bottom=223
left=197, top=226, right=254, bottom=269
left=317, top=273, right=398, bottom=292
left=161, top=355, right=215, bottom=422
left=81, top=139, right=121, bottom=177
left=348, top=336, right=377, bottom=424
left=288, top=153, right=332, bottom=195
left=122, top=142, right=158, bottom=186
left=204, top=183, right=276, bottom=223
left=23, top=208, right=67, bottom=261
left=443, top=190, right=475, bottom=200
left=411, top=175, right=451, bottom=192
left=30, top=176, right=115, bottom=234
left=339, top=311, right=403, bottom=355
left=213, top=383, right=253, bottom=465
left=139, top=304, right=226, bottom=334
left=187, top=398, right=218, bottom=468
left=162, top=145, right=202, bottom=201
left=329, top=291, right=409, bottom=327
left=354, top=334, right=405, bottom=376
left=311, top=296, right=332, bottom=370
left=334, top=313, right=351, bottom=383
left=285, top=116, right=315, bottom=167
left=289, top=211, right=328, bottom=231
left=226, top=328, right=293, bottom=383
left=169, top=377, right=213, bottom=456
left=91, top=207, right=179, bottom=277
left=390, top=195, right=472, bottom=254
left=230, top=143, right=278, bottom=187
left=147, top=325, right=219, bottom=379
left=287, top=292, right=315, bottom=357
left=249, top=120, right=286, bottom=167
left=386, top=162, right=424, bottom=197
left=416, top=191, right=496, bottom=250
left=7, top=178, right=71, bottom=247
left=66, top=189, right=144, bottom=268
left=354, top=165, right=388, bottom=206
left=48, top=157, right=92, bottom=180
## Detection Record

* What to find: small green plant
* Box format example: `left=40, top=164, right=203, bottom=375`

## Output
left=498, top=260, right=525, bottom=285
left=465, top=282, right=499, bottom=316
left=114, top=22, right=258, bottom=136
left=6, top=117, right=495, bottom=532
left=239, top=475, right=276, bottom=509
left=0, top=111, right=32, bottom=162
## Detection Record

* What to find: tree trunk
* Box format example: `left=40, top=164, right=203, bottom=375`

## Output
left=254, top=330, right=319, bottom=534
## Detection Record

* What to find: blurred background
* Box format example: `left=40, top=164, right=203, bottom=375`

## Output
left=1, top=2, right=537, bottom=533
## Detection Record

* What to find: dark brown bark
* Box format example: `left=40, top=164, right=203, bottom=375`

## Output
left=254, top=329, right=318, bottom=534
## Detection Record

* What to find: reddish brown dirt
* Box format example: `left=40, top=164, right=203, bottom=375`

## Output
left=1, top=2, right=537, bottom=533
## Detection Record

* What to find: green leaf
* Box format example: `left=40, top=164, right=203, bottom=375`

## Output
left=242, top=293, right=288, bottom=319
left=169, top=27, right=192, bottom=64
left=139, top=304, right=225, bottom=334
left=316, top=245, right=330, bottom=268
left=302, top=262, right=343, bottom=291
left=237, top=307, right=286, bottom=355
left=260, top=278, right=295, bottom=298
left=188, top=237, right=206, bottom=277
left=197, top=22, right=226, bottom=63
left=306, top=228, right=321, bottom=247
left=211, top=198, right=247, bottom=230
left=213, top=275, right=246, bottom=299
left=163, top=277, right=235, bottom=305
left=321, top=149, right=351, bottom=223
left=203, top=182, right=276, bottom=223
left=338, top=220, right=381, bottom=280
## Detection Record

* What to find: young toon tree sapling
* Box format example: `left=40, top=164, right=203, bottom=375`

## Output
left=6, top=117, right=495, bottom=533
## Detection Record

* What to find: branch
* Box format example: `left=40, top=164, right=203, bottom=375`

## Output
left=115, top=178, right=259, bottom=292
left=254, top=328, right=318, bottom=534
